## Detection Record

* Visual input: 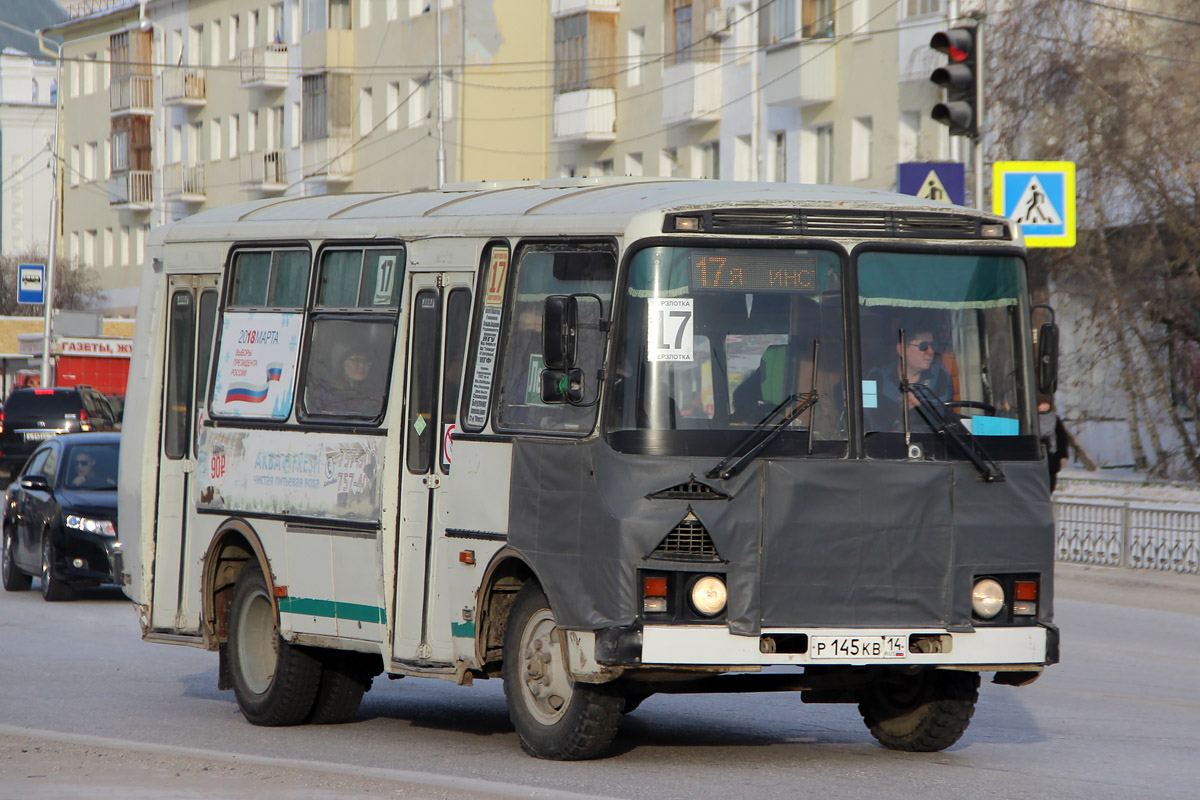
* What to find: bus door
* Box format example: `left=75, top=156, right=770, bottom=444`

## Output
left=150, top=275, right=218, bottom=632
left=394, top=272, right=474, bottom=663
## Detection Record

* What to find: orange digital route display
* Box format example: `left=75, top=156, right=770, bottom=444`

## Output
left=689, top=250, right=819, bottom=293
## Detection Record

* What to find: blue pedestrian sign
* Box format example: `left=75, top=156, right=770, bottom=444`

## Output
left=898, top=162, right=965, bottom=206
left=993, top=161, right=1076, bottom=248
left=18, top=263, right=45, bottom=305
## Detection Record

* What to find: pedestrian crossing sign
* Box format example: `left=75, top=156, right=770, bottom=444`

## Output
left=993, top=161, right=1076, bottom=248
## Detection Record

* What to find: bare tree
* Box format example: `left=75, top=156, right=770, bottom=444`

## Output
left=987, top=0, right=1200, bottom=479
left=0, top=251, right=102, bottom=317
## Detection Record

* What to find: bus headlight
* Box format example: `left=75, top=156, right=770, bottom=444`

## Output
left=972, top=578, right=1005, bottom=619
left=690, top=576, right=727, bottom=617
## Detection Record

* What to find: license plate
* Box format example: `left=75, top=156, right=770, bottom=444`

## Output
left=810, top=635, right=907, bottom=659
left=23, top=431, right=55, bottom=442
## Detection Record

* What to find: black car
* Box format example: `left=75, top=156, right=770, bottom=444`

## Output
left=0, top=386, right=120, bottom=476
left=2, top=432, right=121, bottom=601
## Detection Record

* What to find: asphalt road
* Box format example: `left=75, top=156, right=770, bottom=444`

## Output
left=1, top=563, right=1198, bottom=799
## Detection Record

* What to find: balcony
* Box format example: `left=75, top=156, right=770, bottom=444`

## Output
left=302, top=137, right=353, bottom=184
left=552, top=88, right=616, bottom=143
left=240, top=150, right=288, bottom=192
left=763, top=38, right=836, bottom=108
left=110, top=75, right=153, bottom=116
left=551, top=0, right=619, bottom=15
left=109, top=171, right=152, bottom=210
left=165, top=163, right=206, bottom=203
left=661, top=62, right=721, bottom=126
left=163, top=67, right=207, bottom=106
left=239, top=44, right=289, bottom=89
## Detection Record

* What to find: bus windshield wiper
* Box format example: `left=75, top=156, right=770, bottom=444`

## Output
left=706, top=393, right=818, bottom=480
left=904, top=382, right=1005, bottom=483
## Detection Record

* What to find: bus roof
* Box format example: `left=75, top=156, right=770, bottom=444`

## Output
left=157, top=179, right=1008, bottom=245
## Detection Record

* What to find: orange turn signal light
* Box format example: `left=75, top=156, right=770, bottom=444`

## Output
left=644, top=577, right=668, bottom=597
left=459, top=550, right=476, bottom=565
left=1014, top=580, right=1037, bottom=601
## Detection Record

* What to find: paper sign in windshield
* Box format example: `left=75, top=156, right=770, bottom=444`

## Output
left=648, top=298, right=694, bottom=362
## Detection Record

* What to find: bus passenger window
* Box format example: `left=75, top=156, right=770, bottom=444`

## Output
left=495, top=245, right=616, bottom=434
left=302, top=318, right=395, bottom=420
left=317, top=248, right=403, bottom=309
left=228, top=248, right=309, bottom=309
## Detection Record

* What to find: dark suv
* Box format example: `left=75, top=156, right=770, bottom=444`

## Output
left=0, top=387, right=119, bottom=476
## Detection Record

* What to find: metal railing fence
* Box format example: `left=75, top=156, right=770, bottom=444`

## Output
left=1054, top=497, right=1200, bottom=575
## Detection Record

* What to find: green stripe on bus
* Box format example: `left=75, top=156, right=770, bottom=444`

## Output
left=451, top=621, right=476, bottom=638
left=278, top=597, right=386, bottom=625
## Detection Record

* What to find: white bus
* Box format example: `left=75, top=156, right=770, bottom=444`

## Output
left=120, top=179, right=1059, bottom=760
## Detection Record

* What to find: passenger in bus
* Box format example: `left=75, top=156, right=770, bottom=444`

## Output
left=732, top=338, right=844, bottom=436
left=307, top=345, right=382, bottom=416
left=863, top=325, right=953, bottom=431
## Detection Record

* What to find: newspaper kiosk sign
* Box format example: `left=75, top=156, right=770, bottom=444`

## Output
left=993, top=161, right=1076, bottom=248
left=18, top=263, right=45, bottom=305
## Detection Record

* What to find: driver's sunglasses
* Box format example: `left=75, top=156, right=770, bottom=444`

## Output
left=908, top=340, right=935, bottom=353
left=76, top=458, right=94, bottom=467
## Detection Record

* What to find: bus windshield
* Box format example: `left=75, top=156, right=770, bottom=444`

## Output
left=857, top=250, right=1036, bottom=459
left=607, top=245, right=847, bottom=456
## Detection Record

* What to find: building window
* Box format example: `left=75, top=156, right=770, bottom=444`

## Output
left=104, top=228, right=114, bottom=268
left=593, top=159, right=615, bottom=177
left=660, top=147, right=679, bottom=177
left=120, top=226, right=130, bottom=266
left=387, top=81, right=400, bottom=131
left=211, top=19, right=222, bottom=63
left=228, top=15, right=240, bottom=60
left=303, top=72, right=351, bottom=140
left=360, top=87, right=373, bottom=136
left=627, top=27, right=644, bottom=87
left=852, top=0, right=870, bottom=33
left=703, top=140, right=723, bottom=179
left=70, top=146, right=79, bottom=186
left=816, top=124, right=833, bottom=184
left=802, top=0, right=835, bottom=39
left=625, top=151, right=643, bottom=176
left=905, top=0, right=942, bottom=18
left=407, top=77, right=427, bottom=128
left=899, top=111, right=921, bottom=163
left=772, top=0, right=795, bottom=43
left=672, top=1, right=693, bottom=64
left=291, top=102, right=301, bottom=147
left=851, top=116, right=872, bottom=181
left=247, top=111, right=258, bottom=153
left=555, top=13, right=588, bottom=93
left=359, top=0, right=371, bottom=27
left=330, top=0, right=351, bottom=30
left=211, top=117, right=223, bottom=161
left=229, top=114, right=240, bottom=159
left=771, top=131, right=786, bottom=182
left=269, top=106, right=286, bottom=151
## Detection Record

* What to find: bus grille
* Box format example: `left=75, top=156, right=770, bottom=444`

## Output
left=651, top=512, right=721, bottom=561
left=674, top=209, right=1001, bottom=240
left=648, top=478, right=727, bottom=500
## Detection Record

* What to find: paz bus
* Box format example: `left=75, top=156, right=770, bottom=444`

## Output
left=119, top=179, right=1059, bottom=760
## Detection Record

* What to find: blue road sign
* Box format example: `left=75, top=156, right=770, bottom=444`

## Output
left=18, top=263, right=45, bottom=305
left=993, top=161, right=1076, bottom=248
left=898, top=162, right=965, bottom=206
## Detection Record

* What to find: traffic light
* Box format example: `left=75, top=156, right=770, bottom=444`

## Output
left=930, top=25, right=978, bottom=139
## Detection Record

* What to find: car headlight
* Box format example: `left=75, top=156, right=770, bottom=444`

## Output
left=972, top=577, right=1005, bottom=619
left=66, top=515, right=117, bottom=537
left=690, top=575, right=727, bottom=617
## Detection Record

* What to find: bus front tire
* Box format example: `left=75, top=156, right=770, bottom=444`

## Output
left=502, top=583, right=622, bottom=760
left=228, top=563, right=322, bottom=726
left=856, top=668, right=979, bottom=752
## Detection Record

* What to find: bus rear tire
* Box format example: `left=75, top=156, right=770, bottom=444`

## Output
left=502, top=583, right=622, bottom=760
left=228, top=563, right=322, bottom=726
left=856, top=668, right=979, bottom=752
left=307, top=652, right=373, bottom=725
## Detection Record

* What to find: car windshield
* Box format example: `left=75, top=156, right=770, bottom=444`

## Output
left=61, top=443, right=119, bottom=490
left=607, top=246, right=846, bottom=457
left=857, top=250, right=1038, bottom=459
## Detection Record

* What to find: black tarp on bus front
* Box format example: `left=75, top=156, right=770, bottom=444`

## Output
left=507, top=438, right=1054, bottom=636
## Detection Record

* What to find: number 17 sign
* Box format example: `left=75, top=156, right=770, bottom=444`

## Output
left=648, top=298, right=694, bottom=362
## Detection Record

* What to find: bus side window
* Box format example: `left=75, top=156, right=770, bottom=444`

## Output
left=495, top=245, right=615, bottom=434
left=440, top=288, right=471, bottom=473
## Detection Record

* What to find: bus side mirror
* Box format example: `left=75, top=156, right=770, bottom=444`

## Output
left=1037, top=322, right=1059, bottom=395
left=542, top=295, right=578, bottom=370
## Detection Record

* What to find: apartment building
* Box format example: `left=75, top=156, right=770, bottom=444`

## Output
left=548, top=0, right=957, bottom=187
left=48, top=0, right=552, bottom=312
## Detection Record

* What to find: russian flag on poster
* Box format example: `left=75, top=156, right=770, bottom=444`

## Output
left=224, top=363, right=283, bottom=403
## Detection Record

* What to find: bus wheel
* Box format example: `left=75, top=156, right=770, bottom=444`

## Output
left=502, top=583, right=622, bottom=760
left=228, top=563, right=322, bottom=726
left=307, top=652, right=373, bottom=725
left=856, top=669, right=979, bottom=752
left=2, top=525, right=32, bottom=591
